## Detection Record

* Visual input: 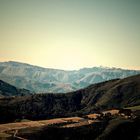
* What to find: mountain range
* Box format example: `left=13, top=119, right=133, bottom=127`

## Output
left=0, top=74, right=140, bottom=123
left=0, top=61, right=140, bottom=93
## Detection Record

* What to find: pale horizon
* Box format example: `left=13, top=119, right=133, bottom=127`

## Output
left=0, top=60, right=140, bottom=71
left=0, top=0, right=140, bottom=70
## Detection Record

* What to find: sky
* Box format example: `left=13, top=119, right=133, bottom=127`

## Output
left=0, top=0, right=140, bottom=70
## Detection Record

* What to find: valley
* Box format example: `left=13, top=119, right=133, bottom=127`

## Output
left=0, top=71, right=140, bottom=139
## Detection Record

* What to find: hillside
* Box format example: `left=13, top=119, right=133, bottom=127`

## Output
left=0, top=74, right=140, bottom=123
left=0, top=80, right=32, bottom=97
left=0, top=61, right=140, bottom=93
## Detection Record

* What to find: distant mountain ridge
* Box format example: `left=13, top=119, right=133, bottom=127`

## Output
left=0, top=61, right=140, bottom=93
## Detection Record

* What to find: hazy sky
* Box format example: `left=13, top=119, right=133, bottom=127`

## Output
left=0, top=0, right=140, bottom=70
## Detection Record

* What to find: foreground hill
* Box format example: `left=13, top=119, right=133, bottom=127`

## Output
left=0, top=74, right=140, bottom=123
left=0, top=80, right=32, bottom=97
left=0, top=61, right=140, bottom=93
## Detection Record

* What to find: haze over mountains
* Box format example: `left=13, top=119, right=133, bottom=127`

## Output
left=0, top=61, right=140, bottom=93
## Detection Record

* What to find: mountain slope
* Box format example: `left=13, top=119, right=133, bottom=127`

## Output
left=0, top=80, right=32, bottom=97
left=0, top=74, right=140, bottom=123
left=0, top=61, right=140, bottom=93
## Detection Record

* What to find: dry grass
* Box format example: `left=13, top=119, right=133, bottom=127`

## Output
left=87, top=113, right=100, bottom=119
left=0, top=108, right=128, bottom=135
left=0, top=117, right=84, bottom=133
left=62, top=117, right=84, bottom=122
left=103, top=109, right=119, bottom=115
left=62, top=120, right=99, bottom=128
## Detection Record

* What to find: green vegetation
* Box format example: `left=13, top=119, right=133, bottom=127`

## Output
left=0, top=133, right=12, bottom=139
left=125, top=105, right=140, bottom=111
